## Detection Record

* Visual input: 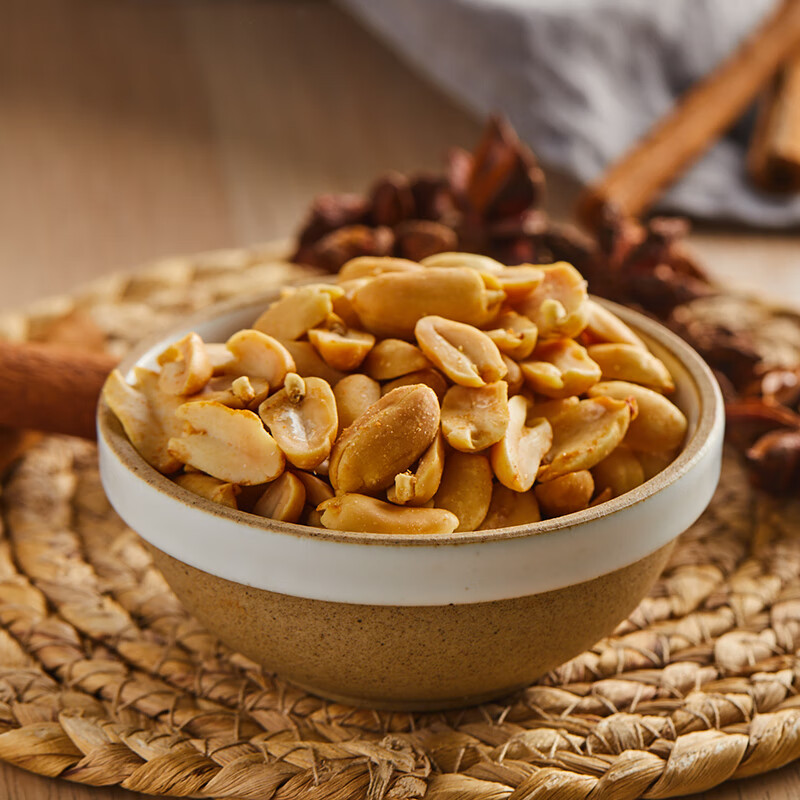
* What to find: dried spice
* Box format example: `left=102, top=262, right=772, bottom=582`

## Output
left=290, top=116, right=800, bottom=493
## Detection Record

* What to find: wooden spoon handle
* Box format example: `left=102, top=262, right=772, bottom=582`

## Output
left=0, top=340, right=118, bottom=439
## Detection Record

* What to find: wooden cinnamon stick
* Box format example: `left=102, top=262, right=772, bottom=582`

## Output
left=0, top=341, right=118, bottom=439
left=576, top=0, right=800, bottom=229
left=748, top=48, right=800, bottom=192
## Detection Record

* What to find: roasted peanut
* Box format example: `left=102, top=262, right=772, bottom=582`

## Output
left=434, top=452, right=493, bottom=532
left=591, top=445, right=645, bottom=498
left=515, top=262, right=588, bottom=339
left=485, top=310, right=538, bottom=360
left=319, top=493, right=458, bottom=534
left=415, top=316, right=507, bottom=387
left=339, top=256, right=422, bottom=281
left=440, top=381, right=510, bottom=452
left=333, top=373, right=381, bottom=432
left=190, top=375, right=270, bottom=410
left=590, top=487, right=613, bottom=508
left=175, top=472, right=240, bottom=509
left=490, top=396, right=553, bottom=492
left=588, top=381, right=687, bottom=452
left=526, top=396, right=580, bottom=427
left=291, top=470, right=335, bottom=506
left=157, top=333, right=213, bottom=396
left=381, top=369, right=448, bottom=401
left=252, top=472, right=307, bottom=523
left=224, top=329, right=295, bottom=387
left=363, top=338, right=431, bottom=380
left=587, top=344, right=674, bottom=393
left=307, top=316, right=375, bottom=371
left=253, top=284, right=343, bottom=340
left=637, top=448, right=680, bottom=480
left=582, top=300, right=646, bottom=349
left=258, top=374, right=338, bottom=470
left=493, top=266, right=546, bottom=300
left=538, top=396, right=634, bottom=481
left=420, top=251, right=504, bottom=274
left=351, top=267, right=504, bottom=338
left=520, top=339, right=601, bottom=399
left=103, top=368, right=184, bottom=473
left=278, top=339, right=345, bottom=386
left=502, top=355, right=525, bottom=395
left=387, top=432, right=445, bottom=505
left=329, top=384, right=440, bottom=493
left=205, top=342, right=237, bottom=374
left=479, top=484, right=541, bottom=529
left=535, top=470, right=595, bottom=517
left=168, top=400, right=285, bottom=485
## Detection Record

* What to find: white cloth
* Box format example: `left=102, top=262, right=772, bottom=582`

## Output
left=340, top=0, right=800, bottom=226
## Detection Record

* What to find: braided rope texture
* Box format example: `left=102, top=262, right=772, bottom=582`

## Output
left=1, top=244, right=800, bottom=799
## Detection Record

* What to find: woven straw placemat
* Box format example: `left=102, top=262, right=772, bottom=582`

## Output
left=1, top=243, right=800, bottom=800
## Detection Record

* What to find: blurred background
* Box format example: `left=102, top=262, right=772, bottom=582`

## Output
left=3, top=0, right=799, bottom=312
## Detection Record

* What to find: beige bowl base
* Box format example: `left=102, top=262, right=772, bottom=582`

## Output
left=149, top=541, right=673, bottom=711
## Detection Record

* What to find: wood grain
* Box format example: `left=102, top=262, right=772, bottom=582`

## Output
left=1, top=0, right=799, bottom=798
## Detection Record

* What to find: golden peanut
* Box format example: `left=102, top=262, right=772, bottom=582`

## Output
left=587, top=344, right=674, bottom=393
left=590, top=487, right=613, bottom=508
left=588, top=381, right=687, bottom=452
left=363, top=338, right=431, bottom=380
left=339, top=256, right=423, bottom=281
left=224, top=329, right=295, bottom=387
left=253, top=284, right=343, bottom=340
left=440, top=381, right=510, bottom=452
left=258, top=374, right=338, bottom=470
left=157, top=333, right=213, bottom=396
left=168, top=400, right=285, bottom=485
left=252, top=472, right=307, bottom=523
left=351, top=267, right=504, bottom=338
left=502, top=355, right=524, bottom=395
left=515, top=262, right=589, bottom=339
left=333, top=373, right=382, bottom=432
left=526, top=396, right=580, bottom=427
left=278, top=339, right=345, bottom=386
left=520, top=339, right=601, bottom=399
left=583, top=300, right=646, bottom=349
left=205, top=343, right=237, bottom=374
left=387, top=432, right=445, bottom=506
left=485, top=310, right=538, bottom=360
left=415, top=316, right=507, bottom=388
left=175, top=472, right=240, bottom=509
left=490, top=396, right=553, bottom=492
left=538, top=396, right=634, bottom=481
left=381, top=369, right=448, bottom=401
left=637, top=448, right=680, bottom=480
left=291, top=470, right=335, bottom=506
left=307, top=318, right=375, bottom=372
left=479, top=484, right=541, bottom=529
left=103, top=368, right=184, bottom=474
left=319, top=493, right=458, bottom=534
left=189, top=375, right=270, bottom=410
left=535, top=470, right=595, bottom=517
left=329, top=384, right=440, bottom=494
left=493, top=266, right=546, bottom=300
left=591, top=445, right=645, bottom=498
left=434, top=452, right=493, bottom=532
left=420, top=251, right=505, bottom=274
left=302, top=506, right=325, bottom=528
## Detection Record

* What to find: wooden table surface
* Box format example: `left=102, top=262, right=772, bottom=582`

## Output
left=2, top=1, right=799, bottom=798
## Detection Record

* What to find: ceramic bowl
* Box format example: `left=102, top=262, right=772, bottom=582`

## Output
left=97, top=291, right=724, bottom=711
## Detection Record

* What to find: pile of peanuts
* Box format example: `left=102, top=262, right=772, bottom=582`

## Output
left=104, top=253, right=687, bottom=534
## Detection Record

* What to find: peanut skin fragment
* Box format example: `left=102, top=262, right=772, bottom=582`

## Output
left=387, top=431, right=445, bottom=506
left=535, top=470, right=595, bottom=517
left=175, top=472, right=240, bottom=509
left=329, top=384, right=440, bottom=494
left=319, top=493, right=458, bottom=534
left=415, top=315, right=507, bottom=388
left=479, top=484, right=541, bottom=529
left=363, top=339, right=431, bottom=380
left=514, top=262, right=589, bottom=340
left=258, top=375, right=338, bottom=470
left=587, top=344, right=675, bottom=393
left=252, top=284, right=342, bottom=340
left=434, top=452, right=493, bottom=532
left=224, top=329, right=295, bottom=387
left=490, top=395, right=553, bottom=492
left=157, top=333, right=213, bottom=396
left=352, top=267, right=504, bottom=338
left=168, top=400, right=285, bottom=485
left=538, top=396, right=634, bottom=482
left=588, top=381, right=687, bottom=452
left=252, top=472, right=307, bottom=523
left=441, top=381, right=510, bottom=452
left=333, top=373, right=382, bottom=432
left=103, top=368, right=183, bottom=474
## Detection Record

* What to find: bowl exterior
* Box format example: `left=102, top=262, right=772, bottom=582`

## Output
left=149, top=540, right=674, bottom=710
